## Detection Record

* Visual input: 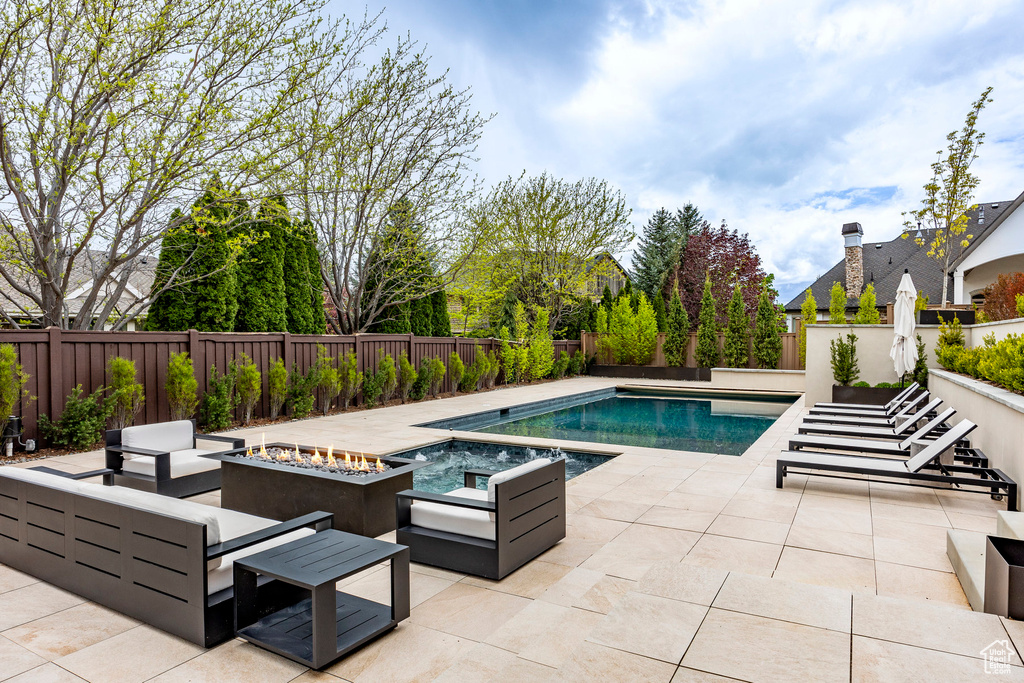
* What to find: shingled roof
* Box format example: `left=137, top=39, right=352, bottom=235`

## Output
left=784, top=200, right=1014, bottom=312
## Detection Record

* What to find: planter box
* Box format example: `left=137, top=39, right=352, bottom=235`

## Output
left=589, top=365, right=711, bottom=381
left=830, top=385, right=904, bottom=405
left=918, top=309, right=975, bottom=325
left=985, top=535, right=1024, bottom=619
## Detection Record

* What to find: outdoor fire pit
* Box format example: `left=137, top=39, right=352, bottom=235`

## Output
left=210, top=440, right=431, bottom=537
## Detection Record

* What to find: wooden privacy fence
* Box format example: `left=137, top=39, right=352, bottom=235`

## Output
left=582, top=332, right=801, bottom=371
left=1, top=329, right=582, bottom=442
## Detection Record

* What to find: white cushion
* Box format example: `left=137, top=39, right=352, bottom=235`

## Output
left=410, top=487, right=495, bottom=541
left=121, top=449, right=219, bottom=478
left=121, top=420, right=194, bottom=453
left=206, top=527, right=316, bottom=595
left=487, top=458, right=551, bottom=503
left=77, top=483, right=222, bottom=545
left=0, top=466, right=84, bottom=493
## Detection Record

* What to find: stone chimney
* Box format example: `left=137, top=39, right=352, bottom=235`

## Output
left=842, top=222, right=864, bottom=298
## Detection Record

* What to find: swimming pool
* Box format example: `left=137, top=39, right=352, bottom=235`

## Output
left=420, top=389, right=795, bottom=456
left=386, top=439, right=614, bottom=494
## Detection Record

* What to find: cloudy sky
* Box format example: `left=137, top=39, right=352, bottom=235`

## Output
left=336, top=0, right=1024, bottom=303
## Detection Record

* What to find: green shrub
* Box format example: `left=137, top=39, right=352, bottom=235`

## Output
left=39, top=385, right=113, bottom=449
left=977, top=334, right=1024, bottom=392
left=594, top=307, right=614, bottom=364
left=912, top=335, right=929, bottom=388
left=799, top=288, right=816, bottom=366
left=200, top=364, right=237, bottom=430
left=316, top=345, right=340, bottom=415
left=398, top=351, right=417, bottom=403
left=569, top=349, right=587, bottom=376
left=829, top=333, right=860, bottom=385
left=499, top=327, right=516, bottom=384
left=936, top=315, right=965, bottom=348
left=428, top=357, right=446, bottom=397
left=411, top=357, right=433, bottom=400
left=723, top=280, right=749, bottom=368
left=287, top=363, right=318, bottom=418
left=852, top=381, right=871, bottom=388
left=515, top=345, right=530, bottom=383
left=484, top=350, right=500, bottom=388
left=695, top=276, right=720, bottom=368
left=166, top=352, right=199, bottom=421
left=0, top=343, right=31, bottom=439
left=753, top=285, right=782, bottom=369
left=634, top=294, right=658, bottom=365
left=459, top=361, right=480, bottom=392
left=448, top=351, right=465, bottom=394
left=663, top=290, right=690, bottom=367
left=361, top=366, right=384, bottom=407
left=954, top=346, right=984, bottom=377
left=610, top=296, right=637, bottom=364
left=552, top=351, right=570, bottom=379
left=1017, top=293, right=1024, bottom=318
left=378, top=352, right=398, bottom=403
left=338, top=351, right=362, bottom=410
left=268, top=358, right=287, bottom=419
left=828, top=281, right=846, bottom=324
left=529, top=307, right=556, bottom=377
left=108, top=356, right=145, bottom=430
left=854, top=283, right=881, bottom=324
left=231, top=353, right=261, bottom=425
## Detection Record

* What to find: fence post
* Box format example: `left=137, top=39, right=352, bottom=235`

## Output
left=408, top=333, right=414, bottom=365
left=282, top=331, right=292, bottom=371
left=188, top=328, right=203, bottom=389
left=47, top=326, right=63, bottom=421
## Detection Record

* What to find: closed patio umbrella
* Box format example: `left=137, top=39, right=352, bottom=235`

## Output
left=890, top=271, right=918, bottom=382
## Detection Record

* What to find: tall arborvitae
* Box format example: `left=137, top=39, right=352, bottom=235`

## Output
left=753, top=285, right=783, bottom=369
left=410, top=296, right=434, bottom=336
left=854, top=283, right=881, bottom=324
left=663, top=289, right=690, bottom=366
left=600, top=284, right=614, bottom=314
left=283, top=223, right=323, bottom=334
left=799, top=288, right=817, bottom=366
left=828, top=281, right=847, bottom=324
left=147, top=208, right=196, bottom=331
left=633, top=208, right=677, bottom=298
left=235, top=198, right=288, bottom=332
left=695, top=275, right=720, bottom=368
left=723, top=278, right=749, bottom=368
left=652, top=293, right=667, bottom=333
left=430, top=289, right=452, bottom=336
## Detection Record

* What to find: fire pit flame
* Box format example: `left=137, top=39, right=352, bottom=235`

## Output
left=239, top=443, right=392, bottom=477
left=376, top=457, right=384, bottom=472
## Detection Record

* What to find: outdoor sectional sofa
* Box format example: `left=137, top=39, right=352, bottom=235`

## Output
left=0, top=466, right=331, bottom=646
left=396, top=458, right=566, bottom=580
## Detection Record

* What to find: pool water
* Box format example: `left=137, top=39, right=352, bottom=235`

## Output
left=475, top=393, right=790, bottom=455
left=399, top=440, right=612, bottom=494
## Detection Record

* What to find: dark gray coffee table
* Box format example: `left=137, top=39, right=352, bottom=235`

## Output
left=233, top=529, right=410, bottom=669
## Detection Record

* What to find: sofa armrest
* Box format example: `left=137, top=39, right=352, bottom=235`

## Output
left=196, top=433, right=245, bottom=449
left=206, top=511, right=334, bottom=560
left=28, top=466, right=114, bottom=480
left=106, top=444, right=168, bottom=457
left=464, top=469, right=499, bottom=488
left=395, top=489, right=496, bottom=511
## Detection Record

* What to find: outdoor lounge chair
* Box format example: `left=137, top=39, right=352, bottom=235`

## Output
left=797, top=405, right=955, bottom=441
left=811, top=382, right=919, bottom=412
left=787, top=408, right=986, bottom=467
left=104, top=419, right=244, bottom=497
left=396, top=458, right=566, bottom=580
left=777, top=420, right=1018, bottom=511
left=0, top=466, right=331, bottom=646
left=808, top=388, right=929, bottom=418
left=802, top=394, right=937, bottom=427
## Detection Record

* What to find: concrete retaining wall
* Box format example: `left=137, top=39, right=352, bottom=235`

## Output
left=710, top=368, right=805, bottom=393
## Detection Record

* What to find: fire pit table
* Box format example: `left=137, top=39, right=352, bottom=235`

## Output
left=234, top=529, right=409, bottom=669
left=210, top=442, right=431, bottom=537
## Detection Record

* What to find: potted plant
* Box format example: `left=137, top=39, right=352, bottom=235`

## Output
left=828, top=333, right=905, bottom=404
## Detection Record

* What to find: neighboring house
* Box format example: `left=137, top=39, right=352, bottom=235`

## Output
left=583, top=253, right=630, bottom=299
left=0, top=252, right=156, bottom=330
left=784, top=191, right=1024, bottom=331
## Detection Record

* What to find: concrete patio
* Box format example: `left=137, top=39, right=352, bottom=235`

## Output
left=2, top=377, right=1022, bottom=682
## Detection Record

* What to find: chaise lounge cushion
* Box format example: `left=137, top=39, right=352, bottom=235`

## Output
left=121, top=449, right=219, bottom=477
left=486, top=458, right=552, bottom=503
left=121, top=420, right=195, bottom=453
left=410, top=487, right=495, bottom=541
left=0, top=466, right=86, bottom=493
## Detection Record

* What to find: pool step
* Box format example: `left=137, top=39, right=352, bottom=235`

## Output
left=947, top=511, right=1024, bottom=613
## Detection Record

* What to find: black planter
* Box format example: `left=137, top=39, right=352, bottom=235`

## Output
left=918, top=309, right=975, bottom=325
left=589, top=365, right=712, bottom=381
left=984, top=536, right=1024, bottom=619
left=830, top=385, right=904, bottom=405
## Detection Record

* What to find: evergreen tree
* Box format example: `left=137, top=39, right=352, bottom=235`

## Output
left=610, top=296, right=637, bottom=364
left=828, top=281, right=847, bottom=324
left=633, top=209, right=676, bottom=298
left=634, top=293, right=658, bottom=365
left=283, top=223, right=323, bottom=334
left=430, top=289, right=452, bottom=336
left=663, top=289, right=690, bottom=367
left=652, top=293, right=667, bottom=333
left=799, top=288, right=817, bottom=366
left=753, top=285, right=783, bottom=369
left=410, top=296, right=434, bottom=336
left=600, top=284, right=614, bottom=314
left=854, top=283, right=881, bottom=324
left=146, top=209, right=196, bottom=331
left=723, top=279, right=749, bottom=368
left=235, top=198, right=288, bottom=332
left=695, top=276, right=720, bottom=368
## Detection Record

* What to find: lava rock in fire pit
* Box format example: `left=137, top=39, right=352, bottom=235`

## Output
left=240, top=446, right=391, bottom=477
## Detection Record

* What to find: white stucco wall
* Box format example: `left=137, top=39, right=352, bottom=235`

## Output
left=710, top=368, right=805, bottom=393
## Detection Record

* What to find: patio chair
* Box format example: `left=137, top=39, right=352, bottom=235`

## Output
left=787, top=408, right=986, bottom=466
left=777, top=420, right=1018, bottom=511
left=105, top=419, right=243, bottom=498
left=802, top=395, right=938, bottom=427
left=798, top=405, right=954, bottom=440
left=811, top=382, right=919, bottom=412
left=396, top=458, right=566, bottom=580
left=808, top=389, right=929, bottom=418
